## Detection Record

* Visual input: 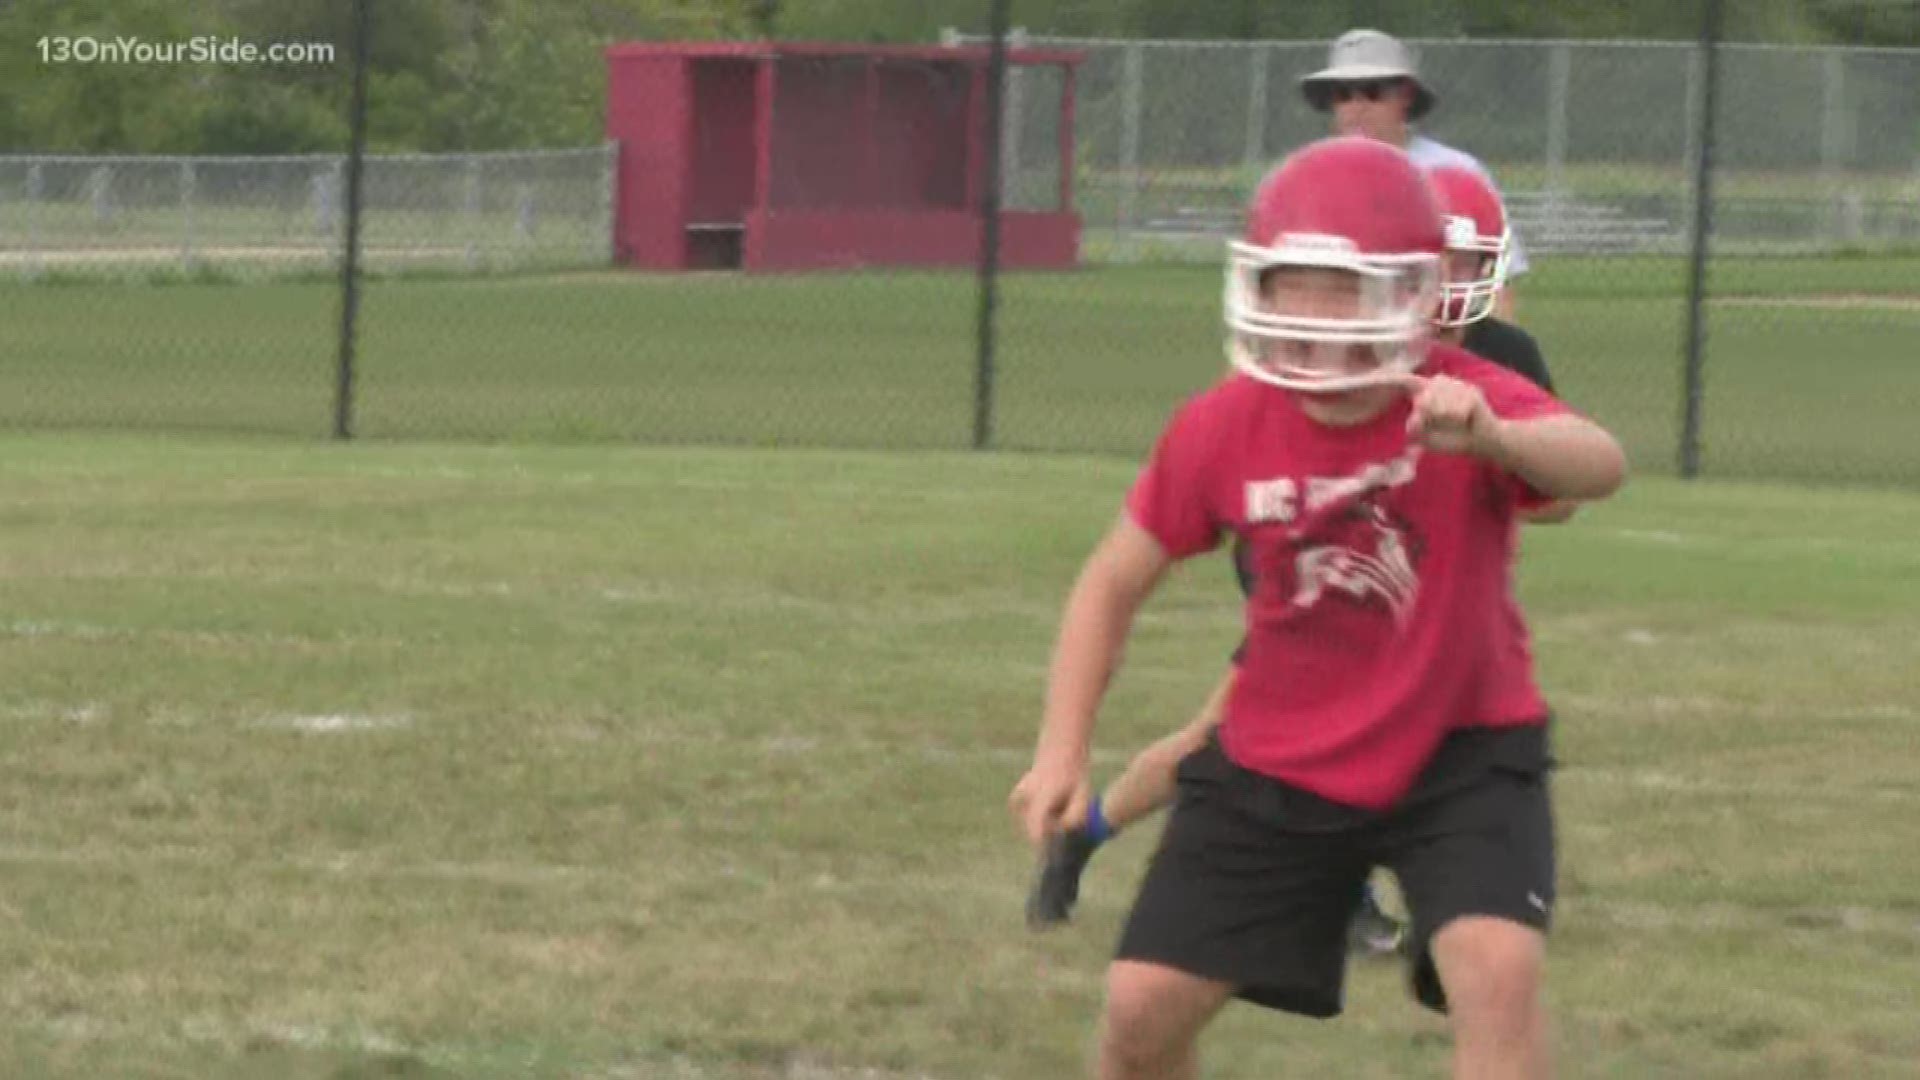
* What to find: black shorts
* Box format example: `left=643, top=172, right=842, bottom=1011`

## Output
left=1114, top=723, right=1555, bottom=1018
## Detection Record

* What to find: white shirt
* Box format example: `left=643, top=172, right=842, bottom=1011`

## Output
left=1406, top=134, right=1529, bottom=275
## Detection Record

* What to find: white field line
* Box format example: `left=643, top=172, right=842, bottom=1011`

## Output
left=1710, top=295, right=1920, bottom=312
left=5, top=687, right=1913, bottom=801
left=2, top=617, right=404, bottom=651
left=1, top=841, right=1914, bottom=945
left=329, top=462, right=1105, bottom=505
left=1551, top=691, right=1917, bottom=724
left=31, top=1010, right=959, bottom=1080
left=256, top=712, right=413, bottom=733
left=1564, top=767, right=1920, bottom=804
left=33, top=1012, right=415, bottom=1058
left=1600, top=525, right=1920, bottom=566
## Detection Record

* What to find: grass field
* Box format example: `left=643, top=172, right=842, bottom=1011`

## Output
left=4, top=254, right=1919, bottom=486
left=2, top=435, right=1918, bottom=1078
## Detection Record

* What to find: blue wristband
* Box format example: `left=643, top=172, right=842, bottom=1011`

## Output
left=1084, top=796, right=1113, bottom=844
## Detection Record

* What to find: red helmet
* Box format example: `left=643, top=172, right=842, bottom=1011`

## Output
left=1227, top=137, right=1444, bottom=392
left=1425, top=166, right=1511, bottom=327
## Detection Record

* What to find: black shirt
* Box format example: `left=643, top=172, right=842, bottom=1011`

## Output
left=1462, top=316, right=1554, bottom=395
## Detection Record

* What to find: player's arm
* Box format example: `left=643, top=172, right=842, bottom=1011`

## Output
left=1012, top=514, right=1172, bottom=846
left=1035, top=515, right=1171, bottom=767
left=1496, top=327, right=1578, bottom=522
left=1099, top=665, right=1233, bottom=831
left=1402, top=374, right=1626, bottom=502
left=1512, top=351, right=1574, bottom=518
left=1016, top=388, right=1220, bottom=847
left=1481, top=414, right=1624, bottom=502
left=1522, top=500, right=1578, bottom=524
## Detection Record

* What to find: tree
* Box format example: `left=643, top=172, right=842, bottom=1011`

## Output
left=1805, top=0, right=1920, bottom=47
left=715, top=0, right=782, bottom=37
left=0, top=0, right=1893, bottom=156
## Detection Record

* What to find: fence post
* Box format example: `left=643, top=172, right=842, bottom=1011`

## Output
left=599, top=141, right=617, bottom=264
left=1003, top=27, right=1028, bottom=208
left=179, top=160, right=197, bottom=273
left=25, top=162, right=43, bottom=281
left=1544, top=43, right=1571, bottom=218
left=1243, top=46, right=1268, bottom=178
left=88, top=164, right=114, bottom=226
left=1819, top=49, right=1847, bottom=247
left=1679, top=0, right=1724, bottom=480
left=514, top=181, right=536, bottom=245
left=463, top=155, right=483, bottom=270
left=972, top=0, right=1012, bottom=451
left=315, top=161, right=343, bottom=239
left=1678, top=46, right=1702, bottom=248
left=334, top=0, right=372, bottom=442
left=1117, top=43, right=1144, bottom=263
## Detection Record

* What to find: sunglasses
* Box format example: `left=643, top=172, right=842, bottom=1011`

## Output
left=1329, top=79, right=1402, bottom=103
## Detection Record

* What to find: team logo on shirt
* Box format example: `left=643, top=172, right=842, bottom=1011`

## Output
left=1291, top=495, right=1423, bottom=624
left=1275, top=449, right=1427, bottom=624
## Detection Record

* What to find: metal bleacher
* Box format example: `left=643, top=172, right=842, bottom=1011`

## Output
left=1136, top=190, right=1680, bottom=256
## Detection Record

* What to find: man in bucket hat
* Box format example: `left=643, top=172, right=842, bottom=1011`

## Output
left=1302, top=29, right=1530, bottom=306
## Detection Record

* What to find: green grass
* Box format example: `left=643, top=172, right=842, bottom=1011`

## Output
left=1, top=435, right=1917, bottom=1078
left=4, top=258, right=1918, bottom=485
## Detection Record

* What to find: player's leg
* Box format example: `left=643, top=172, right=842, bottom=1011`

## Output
left=1430, top=917, right=1551, bottom=1080
left=1114, top=742, right=1405, bottom=961
left=1097, top=961, right=1233, bottom=1080
left=1385, top=725, right=1557, bottom=1079
left=1103, top=733, right=1369, bottom=1071
left=1027, top=672, right=1231, bottom=929
left=1100, top=679, right=1227, bottom=831
left=1105, top=676, right=1402, bottom=957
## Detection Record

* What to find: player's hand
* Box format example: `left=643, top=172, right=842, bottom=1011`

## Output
left=1394, top=373, right=1504, bottom=458
left=1009, top=754, right=1092, bottom=851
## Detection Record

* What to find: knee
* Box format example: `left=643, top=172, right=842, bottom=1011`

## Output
left=1101, top=979, right=1175, bottom=1068
left=1432, top=917, right=1545, bottom=1034
left=1099, top=962, right=1211, bottom=1072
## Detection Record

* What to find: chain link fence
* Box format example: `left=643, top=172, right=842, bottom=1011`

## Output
left=0, top=146, right=614, bottom=280
left=963, top=34, right=1920, bottom=485
left=0, top=144, right=621, bottom=437
left=1, top=32, right=1916, bottom=485
left=959, top=36, right=1920, bottom=261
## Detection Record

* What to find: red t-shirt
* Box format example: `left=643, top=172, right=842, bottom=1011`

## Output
left=1125, top=344, right=1569, bottom=810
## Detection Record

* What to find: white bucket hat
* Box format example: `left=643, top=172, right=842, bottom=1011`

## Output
left=1300, top=29, right=1436, bottom=121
